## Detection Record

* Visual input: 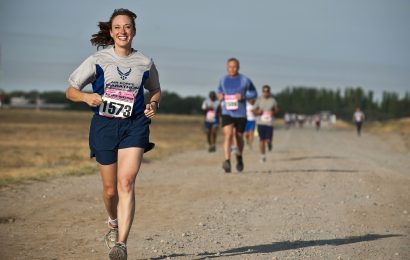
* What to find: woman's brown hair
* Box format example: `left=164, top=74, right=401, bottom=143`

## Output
left=90, top=8, right=137, bottom=49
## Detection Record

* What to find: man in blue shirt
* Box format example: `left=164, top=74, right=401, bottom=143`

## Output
left=217, top=58, right=257, bottom=173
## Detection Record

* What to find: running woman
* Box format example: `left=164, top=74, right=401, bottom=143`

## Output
left=253, top=85, right=279, bottom=162
left=245, top=99, right=257, bottom=150
left=353, top=107, right=365, bottom=136
left=217, top=58, right=257, bottom=173
left=201, top=91, right=220, bottom=152
left=66, top=9, right=161, bottom=260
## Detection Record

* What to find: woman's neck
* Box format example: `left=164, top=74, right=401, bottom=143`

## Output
left=113, top=45, right=132, bottom=57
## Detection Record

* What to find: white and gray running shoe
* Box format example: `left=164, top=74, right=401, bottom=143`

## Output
left=104, top=228, right=119, bottom=249
left=109, top=242, right=127, bottom=260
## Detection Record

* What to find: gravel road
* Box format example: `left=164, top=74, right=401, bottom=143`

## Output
left=1, top=126, right=409, bottom=259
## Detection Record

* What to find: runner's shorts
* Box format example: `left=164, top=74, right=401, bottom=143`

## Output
left=204, top=121, right=219, bottom=129
left=221, top=115, right=247, bottom=133
left=89, top=113, right=150, bottom=165
left=257, top=125, right=273, bottom=140
left=245, top=120, right=256, bottom=132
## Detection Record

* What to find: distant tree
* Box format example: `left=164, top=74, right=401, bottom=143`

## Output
left=40, top=91, right=67, bottom=103
left=2, top=88, right=408, bottom=119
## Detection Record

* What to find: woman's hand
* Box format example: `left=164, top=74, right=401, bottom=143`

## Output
left=66, top=86, right=102, bottom=107
left=144, top=103, right=157, bottom=118
left=84, top=93, right=103, bottom=107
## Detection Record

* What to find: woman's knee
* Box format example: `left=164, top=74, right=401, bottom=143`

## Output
left=117, top=177, right=135, bottom=193
left=103, top=184, right=117, bottom=198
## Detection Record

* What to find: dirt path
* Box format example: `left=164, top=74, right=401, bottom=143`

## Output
left=1, top=126, right=409, bottom=260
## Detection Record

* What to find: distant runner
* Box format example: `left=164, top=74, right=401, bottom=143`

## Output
left=201, top=91, right=220, bottom=152
left=284, top=112, right=291, bottom=130
left=314, top=114, right=321, bottom=131
left=353, top=107, right=365, bottom=136
left=253, top=85, right=279, bottom=162
left=217, top=58, right=257, bottom=173
left=245, top=99, right=257, bottom=150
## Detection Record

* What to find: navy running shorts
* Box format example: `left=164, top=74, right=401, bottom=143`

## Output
left=89, top=113, right=151, bottom=165
left=204, top=121, right=219, bottom=129
left=221, top=115, right=247, bottom=133
left=257, top=125, right=273, bottom=140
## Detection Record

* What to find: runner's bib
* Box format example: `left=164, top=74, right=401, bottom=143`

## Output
left=99, top=88, right=134, bottom=118
left=206, top=110, right=216, bottom=123
left=224, top=95, right=238, bottom=111
left=261, top=111, right=273, bottom=123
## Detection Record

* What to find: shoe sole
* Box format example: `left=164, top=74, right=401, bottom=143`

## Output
left=109, top=247, right=127, bottom=260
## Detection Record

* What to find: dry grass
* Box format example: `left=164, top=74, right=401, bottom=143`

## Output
left=0, top=109, right=206, bottom=186
left=366, top=117, right=410, bottom=150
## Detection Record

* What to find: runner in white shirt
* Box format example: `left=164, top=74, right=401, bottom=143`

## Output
left=66, top=9, right=161, bottom=260
left=253, top=85, right=279, bottom=162
left=245, top=99, right=257, bottom=149
left=353, top=107, right=365, bottom=136
left=201, top=91, right=220, bottom=152
left=284, top=112, right=291, bottom=129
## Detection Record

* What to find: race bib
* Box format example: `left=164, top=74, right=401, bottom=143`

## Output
left=224, top=95, right=238, bottom=111
left=99, top=88, right=134, bottom=118
left=261, top=111, right=272, bottom=123
left=206, top=110, right=216, bottom=123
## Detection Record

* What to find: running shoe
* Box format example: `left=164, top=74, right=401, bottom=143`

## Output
left=222, top=160, right=231, bottom=173
left=210, top=145, right=216, bottom=152
left=104, top=228, right=119, bottom=249
left=260, top=155, right=266, bottom=163
left=208, top=145, right=216, bottom=153
left=236, top=155, right=244, bottom=172
left=109, top=242, right=127, bottom=260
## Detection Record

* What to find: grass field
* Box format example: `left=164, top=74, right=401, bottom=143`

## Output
left=366, top=117, right=410, bottom=150
left=0, top=109, right=206, bottom=186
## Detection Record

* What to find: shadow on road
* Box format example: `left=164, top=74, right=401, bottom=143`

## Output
left=284, top=155, right=344, bottom=161
left=246, top=169, right=359, bottom=174
left=145, top=233, right=402, bottom=260
left=195, top=234, right=402, bottom=259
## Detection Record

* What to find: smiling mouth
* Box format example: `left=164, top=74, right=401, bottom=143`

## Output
left=118, top=36, right=128, bottom=41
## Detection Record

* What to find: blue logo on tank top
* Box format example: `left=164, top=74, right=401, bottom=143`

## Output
left=117, top=67, right=132, bottom=80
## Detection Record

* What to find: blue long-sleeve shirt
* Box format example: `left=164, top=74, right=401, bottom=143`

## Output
left=217, top=73, right=257, bottom=118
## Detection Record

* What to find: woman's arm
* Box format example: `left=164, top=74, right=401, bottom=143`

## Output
left=66, top=86, right=102, bottom=107
left=144, top=88, right=161, bottom=118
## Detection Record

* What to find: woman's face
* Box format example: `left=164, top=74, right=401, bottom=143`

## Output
left=110, top=15, right=135, bottom=49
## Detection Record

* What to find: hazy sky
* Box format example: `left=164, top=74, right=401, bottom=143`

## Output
left=0, top=0, right=409, bottom=99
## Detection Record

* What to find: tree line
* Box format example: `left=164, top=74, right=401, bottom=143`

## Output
left=1, top=87, right=409, bottom=121
left=275, top=87, right=410, bottom=120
